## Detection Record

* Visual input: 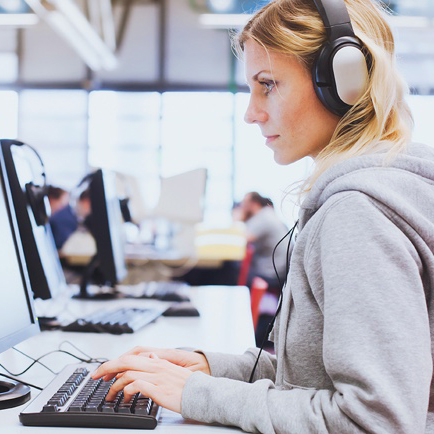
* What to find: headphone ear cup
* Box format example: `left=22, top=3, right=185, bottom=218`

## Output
left=313, top=38, right=369, bottom=116
left=332, top=45, right=369, bottom=105
left=25, top=182, right=51, bottom=226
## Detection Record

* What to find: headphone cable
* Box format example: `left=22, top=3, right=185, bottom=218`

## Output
left=248, top=219, right=298, bottom=384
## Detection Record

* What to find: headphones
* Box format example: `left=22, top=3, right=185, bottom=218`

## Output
left=10, top=140, right=51, bottom=227
left=312, top=0, right=370, bottom=116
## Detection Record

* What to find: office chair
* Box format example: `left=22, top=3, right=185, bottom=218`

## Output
left=237, top=242, right=255, bottom=287
left=250, top=276, right=268, bottom=330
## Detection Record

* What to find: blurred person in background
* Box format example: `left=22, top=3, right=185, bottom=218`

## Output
left=237, top=191, right=288, bottom=288
left=47, top=186, right=78, bottom=249
left=236, top=192, right=289, bottom=348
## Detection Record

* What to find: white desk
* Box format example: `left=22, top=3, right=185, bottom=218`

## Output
left=1, top=286, right=255, bottom=433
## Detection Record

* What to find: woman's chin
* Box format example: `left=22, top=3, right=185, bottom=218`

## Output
left=273, top=151, right=298, bottom=166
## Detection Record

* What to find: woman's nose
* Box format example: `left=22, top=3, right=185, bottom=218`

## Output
left=244, top=96, right=267, bottom=124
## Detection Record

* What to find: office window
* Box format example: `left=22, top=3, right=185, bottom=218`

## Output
left=0, top=52, right=18, bottom=83
left=19, top=90, right=88, bottom=189
left=234, top=93, right=311, bottom=225
left=0, top=90, right=18, bottom=139
left=88, top=91, right=161, bottom=209
left=407, top=95, right=434, bottom=147
left=161, top=92, right=234, bottom=225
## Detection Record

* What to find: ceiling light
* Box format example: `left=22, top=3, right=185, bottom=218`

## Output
left=206, top=0, right=237, bottom=13
left=24, top=0, right=117, bottom=71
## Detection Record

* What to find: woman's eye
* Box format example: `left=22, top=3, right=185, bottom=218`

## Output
left=260, top=81, right=275, bottom=95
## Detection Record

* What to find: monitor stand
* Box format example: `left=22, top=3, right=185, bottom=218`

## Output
left=73, top=254, right=122, bottom=300
left=0, top=378, right=30, bottom=410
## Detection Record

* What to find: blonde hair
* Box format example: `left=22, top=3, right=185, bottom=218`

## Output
left=233, top=0, right=413, bottom=195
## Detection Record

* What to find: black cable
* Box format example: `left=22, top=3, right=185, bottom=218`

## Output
left=0, top=372, right=43, bottom=391
left=59, top=340, right=92, bottom=358
left=248, top=319, right=274, bottom=384
left=286, top=223, right=292, bottom=278
left=270, top=222, right=296, bottom=289
left=248, top=220, right=299, bottom=384
left=0, top=342, right=107, bottom=377
left=12, top=347, right=57, bottom=374
left=273, top=220, right=298, bottom=320
left=0, top=350, right=79, bottom=376
left=59, top=340, right=108, bottom=364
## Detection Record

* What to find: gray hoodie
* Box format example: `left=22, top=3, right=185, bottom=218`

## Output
left=181, top=142, right=434, bottom=433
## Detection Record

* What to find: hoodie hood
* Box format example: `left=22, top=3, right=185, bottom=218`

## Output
left=299, top=143, right=434, bottom=247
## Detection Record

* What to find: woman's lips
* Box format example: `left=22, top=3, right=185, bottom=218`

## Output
left=265, top=135, right=279, bottom=145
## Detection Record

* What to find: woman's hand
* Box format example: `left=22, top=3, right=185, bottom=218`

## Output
left=91, top=353, right=193, bottom=414
left=97, top=346, right=210, bottom=383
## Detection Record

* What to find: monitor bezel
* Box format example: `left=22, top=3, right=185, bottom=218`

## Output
left=89, top=168, right=127, bottom=286
left=0, top=139, right=66, bottom=300
left=0, top=143, right=39, bottom=353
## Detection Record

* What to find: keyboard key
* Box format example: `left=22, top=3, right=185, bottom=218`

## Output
left=42, top=404, right=58, bottom=412
left=101, top=403, right=116, bottom=413
left=58, top=384, right=76, bottom=395
left=134, top=405, right=150, bottom=415
left=85, top=404, right=101, bottom=413
left=68, top=404, right=85, bottom=412
left=51, top=393, right=68, bottom=405
left=118, top=404, right=133, bottom=414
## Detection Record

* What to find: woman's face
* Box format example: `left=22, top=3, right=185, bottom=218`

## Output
left=244, top=39, right=340, bottom=165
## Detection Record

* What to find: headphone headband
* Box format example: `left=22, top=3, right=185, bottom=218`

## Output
left=2, top=139, right=51, bottom=226
left=311, top=0, right=369, bottom=116
left=313, top=0, right=352, bottom=29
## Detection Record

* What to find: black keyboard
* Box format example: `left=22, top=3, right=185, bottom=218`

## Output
left=62, top=307, right=164, bottom=334
left=20, top=363, right=160, bottom=429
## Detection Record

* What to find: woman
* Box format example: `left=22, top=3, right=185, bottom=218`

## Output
left=92, top=0, right=434, bottom=432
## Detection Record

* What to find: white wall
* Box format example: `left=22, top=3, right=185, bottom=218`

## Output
left=95, top=3, right=160, bottom=83
left=165, top=0, right=231, bottom=85
left=21, top=21, right=86, bottom=83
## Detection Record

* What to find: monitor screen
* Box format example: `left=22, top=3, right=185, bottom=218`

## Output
left=0, top=140, right=66, bottom=300
left=88, top=169, right=127, bottom=287
left=0, top=147, right=39, bottom=354
left=153, top=168, right=207, bottom=223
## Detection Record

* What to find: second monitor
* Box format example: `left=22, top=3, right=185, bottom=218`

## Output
left=75, top=168, right=191, bottom=304
left=76, top=168, right=127, bottom=299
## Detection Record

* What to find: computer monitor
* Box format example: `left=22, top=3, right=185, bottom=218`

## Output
left=76, top=168, right=127, bottom=299
left=153, top=168, right=207, bottom=224
left=0, top=140, right=67, bottom=301
left=152, top=168, right=207, bottom=255
left=0, top=146, right=39, bottom=409
left=115, top=171, right=149, bottom=223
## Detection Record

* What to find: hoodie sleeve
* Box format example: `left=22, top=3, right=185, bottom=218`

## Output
left=181, top=192, right=432, bottom=433
left=198, top=348, right=277, bottom=382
